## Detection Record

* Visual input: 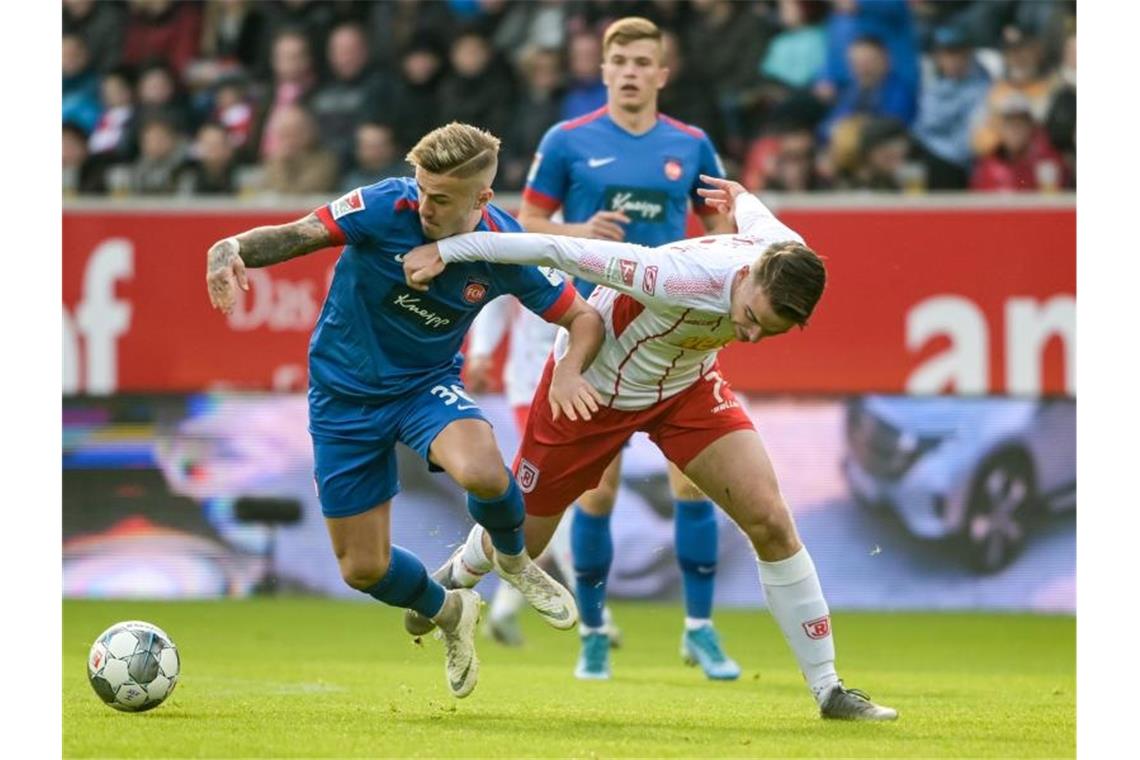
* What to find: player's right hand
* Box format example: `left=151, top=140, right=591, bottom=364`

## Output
left=580, top=210, right=631, bottom=241
left=206, top=237, right=248, bottom=315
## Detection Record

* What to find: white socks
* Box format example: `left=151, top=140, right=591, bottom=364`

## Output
left=757, top=547, right=840, bottom=705
left=454, top=523, right=529, bottom=585
left=684, top=617, right=712, bottom=631
left=453, top=525, right=493, bottom=587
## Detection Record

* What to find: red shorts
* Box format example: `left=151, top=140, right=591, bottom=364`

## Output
left=512, top=360, right=755, bottom=517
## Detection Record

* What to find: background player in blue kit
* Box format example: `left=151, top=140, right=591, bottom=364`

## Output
left=204, top=123, right=605, bottom=699
left=508, top=16, right=743, bottom=682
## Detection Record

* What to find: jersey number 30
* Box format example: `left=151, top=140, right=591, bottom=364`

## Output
left=431, top=383, right=479, bottom=411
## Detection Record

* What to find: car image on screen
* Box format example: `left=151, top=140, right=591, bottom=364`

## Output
left=842, top=396, right=1075, bottom=574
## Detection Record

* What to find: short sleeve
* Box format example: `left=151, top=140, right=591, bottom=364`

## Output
left=313, top=180, right=406, bottom=246
left=499, top=265, right=575, bottom=324
left=692, top=134, right=727, bottom=217
left=521, top=125, right=569, bottom=213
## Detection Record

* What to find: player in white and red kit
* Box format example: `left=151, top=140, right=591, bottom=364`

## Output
left=403, top=176, right=898, bottom=721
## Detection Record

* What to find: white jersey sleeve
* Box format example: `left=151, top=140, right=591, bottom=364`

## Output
left=734, top=193, right=804, bottom=245
left=467, top=294, right=512, bottom=358
left=438, top=232, right=736, bottom=314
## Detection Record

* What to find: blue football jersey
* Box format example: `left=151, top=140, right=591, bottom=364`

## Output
left=523, top=106, right=726, bottom=247
left=309, top=177, right=574, bottom=400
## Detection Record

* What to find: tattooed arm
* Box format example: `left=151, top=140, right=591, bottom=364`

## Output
left=206, top=212, right=333, bottom=314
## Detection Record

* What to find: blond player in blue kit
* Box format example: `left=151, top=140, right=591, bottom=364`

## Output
left=204, top=123, right=605, bottom=699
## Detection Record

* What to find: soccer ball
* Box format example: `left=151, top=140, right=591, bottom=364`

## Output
left=87, top=621, right=180, bottom=712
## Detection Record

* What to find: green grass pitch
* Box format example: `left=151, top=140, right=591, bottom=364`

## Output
left=64, top=599, right=1074, bottom=758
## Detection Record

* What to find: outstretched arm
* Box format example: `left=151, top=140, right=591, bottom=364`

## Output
left=405, top=232, right=651, bottom=292
left=206, top=212, right=334, bottom=314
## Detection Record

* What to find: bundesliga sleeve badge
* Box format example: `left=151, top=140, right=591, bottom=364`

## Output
left=330, top=188, right=366, bottom=219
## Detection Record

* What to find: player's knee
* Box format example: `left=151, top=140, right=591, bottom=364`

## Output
left=453, top=458, right=510, bottom=499
left=577, top=485, right=617, bottom=514
left=737, top=499, right=797, bottom=557
left=337, top=548, right=391, bottom=591
left=669, top=477, right=705, bottom=501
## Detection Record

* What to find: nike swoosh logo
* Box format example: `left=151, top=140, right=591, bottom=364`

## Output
left=456, top=404, right=479, bottom=411
left=449, top=660, right=473, bottom=692
left=394, top=253, right=405, bottom=262
left=587, top=157, right=616, bottom=168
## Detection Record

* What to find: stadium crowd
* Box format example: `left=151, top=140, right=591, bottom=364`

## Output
left=62, top=0, right=1076, bottom=197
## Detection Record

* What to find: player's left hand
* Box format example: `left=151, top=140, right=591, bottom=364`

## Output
left=549, top=365, right=603, bottom=422
left=403, top=243, right=446, bottom=291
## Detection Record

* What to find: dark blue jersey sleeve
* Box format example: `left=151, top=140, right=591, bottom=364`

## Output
left=313, top=180, right=411, bottom=246
left=481, top=203, right=576, bottom=320
left=521, top=125, right=569, bottom=212
left=692, top=133, right=727, bottom=216
left=497, top=264, right=576, bottom=324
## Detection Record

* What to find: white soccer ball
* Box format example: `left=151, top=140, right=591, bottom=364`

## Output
left=87, top=621, right=180, bottom=712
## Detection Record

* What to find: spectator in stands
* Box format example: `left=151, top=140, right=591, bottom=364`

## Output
left=310, top=22, right=388, bottom=169
left=63, top=0, right=126, bottom=73
left=560, top=30, right=606, bottom=120
left=970, top=94, right=1067, bottom=192
left=816, top=0, right=918, bottom=101
left=63, top=34, right=102, bottom=134
left=1044, top=27, right=1075, bottom=187
left=339, top=123, right=411, bottom=191
left=971, top=24, right=1055, bottom=158
left=211, top=74, right=256, bottom=155
left=258, top=29, right=318, bottom=160
left=836, top=117, right=909, bottom=192
left=259, top=0, right=341, bottom=80
left=176, top=122, right=238, bottom=195
left=909, top=25, right=991, bottom=190
left=741, top=126, right=829, bottom=192
left=438, top=27, right=517, bottom=139
left=818, top=35, right=916, bottom=142
left=63, top=122, right=105, bottom=196
left=760, top=0, right=829, bottom=91
left=658, top=30, right=726, bottom=151
left=259, top=104, right=338, bottom=195
left=684, top=0, right=774, bottom=156
left=385, top=33, right=446, bottom=152
left=500, top=46, right=564, bottom=191
left=490, top=0, right=566, bottom=64
left=198, top=0, right=267, bottom=76
left=89, top=68, right=138, bottom=163
left=129, top=117, right=187, bottom=195
left=122, top=0, right=204, bottom=78
left=136, top=62, right=193, bottom=134
left=684, top=0, right=773, bottom=92
left=365, top=0, right=456, bottom=71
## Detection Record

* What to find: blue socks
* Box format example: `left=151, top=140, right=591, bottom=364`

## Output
left=466, top=472, right=526, bottom=556
left=362, top=545, right=446, bottom=618
left=675, top=499, right=717, bottom=619
left=571, top=506, right=612, bottom=628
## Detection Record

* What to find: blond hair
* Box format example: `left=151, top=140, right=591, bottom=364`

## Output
left=405, top=122, right=501, bottom=179
left=602, top=17, right=662, bottom=55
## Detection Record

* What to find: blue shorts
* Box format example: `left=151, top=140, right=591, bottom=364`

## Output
left=309, top=377, right=489, bottom=519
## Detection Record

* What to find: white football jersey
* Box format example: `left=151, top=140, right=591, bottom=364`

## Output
left=440, top=194, right=804, bottom=411
left=468, top=294, right=559, bottom=407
